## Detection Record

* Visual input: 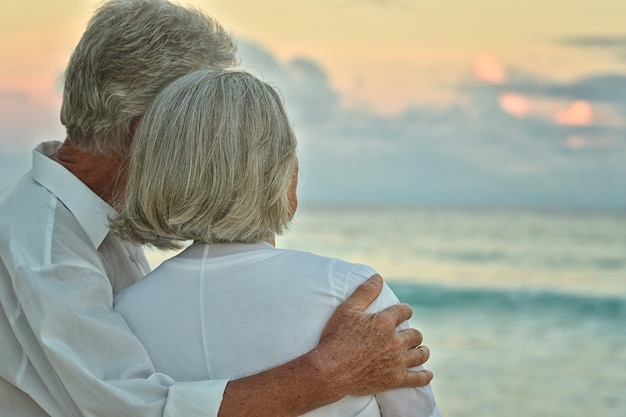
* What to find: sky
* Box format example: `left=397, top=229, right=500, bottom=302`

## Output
left=1, top=0, right=626, bottom=210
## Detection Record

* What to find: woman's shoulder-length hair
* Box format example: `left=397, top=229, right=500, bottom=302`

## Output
left=111, top=69, right=298, bottom=249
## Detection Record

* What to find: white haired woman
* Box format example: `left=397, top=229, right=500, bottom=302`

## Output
left=111, top=69, right=441, bottom=417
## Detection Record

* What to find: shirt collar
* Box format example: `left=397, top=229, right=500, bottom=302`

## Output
left=31, top=141, right=115, bottom=248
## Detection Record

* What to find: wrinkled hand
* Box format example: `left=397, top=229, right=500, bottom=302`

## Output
left=312, top=274, right=433, bottom=399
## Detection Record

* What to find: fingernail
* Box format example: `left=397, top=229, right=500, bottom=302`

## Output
left=368, top=274, right=382, bottom=285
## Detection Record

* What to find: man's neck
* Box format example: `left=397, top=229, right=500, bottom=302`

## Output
left=51, top=139, right=128, bottom=207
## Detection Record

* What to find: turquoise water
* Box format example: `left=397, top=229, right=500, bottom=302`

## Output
left=274, top=207, right=626, bottom=417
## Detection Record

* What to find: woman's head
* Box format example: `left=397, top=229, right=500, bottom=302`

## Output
left=111, top=70, right=298, bottom=249
left=60, top=0, right=237, bottom=156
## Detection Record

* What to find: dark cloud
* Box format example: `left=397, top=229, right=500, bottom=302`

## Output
left=560, top=34, right=626, bottom=49
left=237, top=39, right=339, bottom=123
left=495, top=73, right=626, bottom=106
left=559, top=34, right=626, bottom=61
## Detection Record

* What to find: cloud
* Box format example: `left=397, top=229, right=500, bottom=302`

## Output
left=473, top=53, right=506, bottom=84
left=2, top=38, right=625, bottom=210
left=561, top=34, right=626, bottom=48
left=480, top=70, right=626, bottom=112
left=237, top=40, right=339, bottom=124
left=534, top=75, right=626, bottom=107
left=555, top=100, right=593, bottom=126
left=499, top=93, right=530, bottom=118
left=234, top=40, right=626, bottom=209
left=559, top=34, right=626, bottom=62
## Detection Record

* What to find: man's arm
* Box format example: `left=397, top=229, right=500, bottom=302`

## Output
left=219, top=274, right=432, bottom=417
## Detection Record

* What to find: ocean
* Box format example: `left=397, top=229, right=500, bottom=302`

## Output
left=147, top=206, right=626, bottom=417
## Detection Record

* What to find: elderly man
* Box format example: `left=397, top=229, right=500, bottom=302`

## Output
left=0, top=1, right=432, bottom=416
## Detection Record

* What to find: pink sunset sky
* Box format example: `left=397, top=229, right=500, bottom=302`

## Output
left=2, top=0, right=626, bottom=209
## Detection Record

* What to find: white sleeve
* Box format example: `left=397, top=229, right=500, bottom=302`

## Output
left=348, top=264, right=442, bottom=417
left=164, top=381, right=228, bottom=417
left=1, top=235, right=227, bottom=417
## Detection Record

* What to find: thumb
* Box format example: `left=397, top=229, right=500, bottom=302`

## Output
left=341, top=274, right=384, bottom=311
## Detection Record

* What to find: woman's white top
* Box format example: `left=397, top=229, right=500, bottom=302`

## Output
left=115, top=241, right=441, bottom=416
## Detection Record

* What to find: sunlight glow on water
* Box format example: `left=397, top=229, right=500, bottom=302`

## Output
left=276, top=207, right=626, bottom=297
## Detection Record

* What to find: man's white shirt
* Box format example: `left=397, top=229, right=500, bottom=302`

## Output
left=0, top=141, right=227, bottom=417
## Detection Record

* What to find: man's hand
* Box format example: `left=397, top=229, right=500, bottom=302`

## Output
left=218, top=274, right=432, bottom=417
left=311, top=274, right=432, bottom=400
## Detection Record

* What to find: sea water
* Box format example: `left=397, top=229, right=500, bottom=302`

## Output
left=146, top=206, right=626, bottom=417
left=275, top=207, right=626, bottom=417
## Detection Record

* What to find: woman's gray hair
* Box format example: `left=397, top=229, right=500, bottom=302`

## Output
left=60, top=0, right=237, bottom=156
left=110, top=70, right=298, bottom=249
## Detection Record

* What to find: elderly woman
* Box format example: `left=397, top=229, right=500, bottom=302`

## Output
left=112, top=70, right=441, bottom=416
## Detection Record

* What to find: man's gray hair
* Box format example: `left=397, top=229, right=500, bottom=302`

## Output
left=60, top=0, right=237, bottom=155
left=111, top=70, right=298, bottom=249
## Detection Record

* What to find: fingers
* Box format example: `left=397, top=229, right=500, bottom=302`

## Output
left=405, top=344, right=430, bottom=369
left=402, top=369, right=434, bottom=388
left=340, top=274, right=384, bottom=311
left=376, top=302, right=414, bottom=327
left=397, top=327, right=424, bottom=350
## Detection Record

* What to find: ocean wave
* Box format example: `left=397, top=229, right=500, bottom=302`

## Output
left=388, top=282, right=626, bottom=321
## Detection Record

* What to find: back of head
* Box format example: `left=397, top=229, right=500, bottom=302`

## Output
left=111, top=70, right=298, bottom=249
left=61, top=0, right=237, bottom=156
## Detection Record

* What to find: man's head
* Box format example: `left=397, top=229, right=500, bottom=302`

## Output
left=60, top=0, right=237, bottom=156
